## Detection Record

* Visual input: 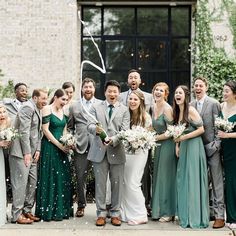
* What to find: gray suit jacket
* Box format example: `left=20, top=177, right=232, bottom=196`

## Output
left=120, top=88, right=153, bottom=113
left=10, top=99, right=42, bottom=158
left=87, top=101, right=130, bottom=164
left=3, top=98, right=21, bottom=125
left=191, top=96, right=221, bottom=157
left=67, top=98, right=101, bottom=154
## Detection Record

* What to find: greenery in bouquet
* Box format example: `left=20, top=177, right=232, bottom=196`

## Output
left=215, top=117, right=235, bottom=132
left=59, top=133, right=76, bottom=160
left=164, top=123, right=186, bottom=139
left=118, top=126, right=156, bottom=154
left=0, top=127, right=20, bottom=141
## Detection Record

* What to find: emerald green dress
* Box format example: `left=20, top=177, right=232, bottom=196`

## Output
left=220, top=113, right=236, bottom=224
left=152, top=114, right=177, bottom=219
left=177, top=120, right=209, bottom=228
left=36, top=114, right=73, bottom=221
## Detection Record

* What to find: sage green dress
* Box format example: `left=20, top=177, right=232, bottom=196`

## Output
left=220, top=112, right=236, bottom=224
left=177, top=120, right=209, bottom=228
left=36, top=114, right=73, bottom=221
left=151, top=114, right=177, bottom=219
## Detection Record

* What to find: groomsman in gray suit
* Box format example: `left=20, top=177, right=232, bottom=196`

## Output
left=68, top=77, right=101, bottom=218
left=3, top=83, right=28, bottom=202
left=9, top=89, right=48, bottom=224
left=120, top=69, right=153, bottom=216
left=88, top=80, right=130, bottom=226
left=191, top=76, right=225, bottom=229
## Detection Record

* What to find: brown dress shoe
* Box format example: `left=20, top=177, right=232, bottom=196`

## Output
left=23, top=212, right=40, bottom=222
left=111, top=217, right=121, bottom=226
left=213, top=219, right=225, bottom=229
left=16, top=214, right=33, bottom=224
left=96, top=217, right=106, bottom=226
left=76, top=208, right=84, bottom=217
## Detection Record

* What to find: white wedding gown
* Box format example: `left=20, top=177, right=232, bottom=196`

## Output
left=121, top=113, right=151, bottom=225
left=0, top=148, right=6, bottom=226
left=121, top=149, right=148, bottom=224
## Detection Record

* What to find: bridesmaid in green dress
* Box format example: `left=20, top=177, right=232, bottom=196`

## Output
left=36, top=89, right=73, bottom=221
left=217, top=80, right=236, bottom=229
left=173, top=85, right=209, bottom=228
left=151, top=82, right=177, bottom=222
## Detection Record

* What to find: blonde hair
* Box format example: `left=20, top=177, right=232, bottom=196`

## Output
left=0, top=104, right=11, bottom=130
left=152, top=82, right=169, bottom=101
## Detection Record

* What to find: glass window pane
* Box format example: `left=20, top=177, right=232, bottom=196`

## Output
left=171, top=7, right=190, bottom=36
left=82, top=38, right=102, bottom=70
left=105, top=71, right=128, bottom=92
left=83, top=8, right=101, bottom=36
left=137, top=8, right=168, bottom=35
left=171, top=38, right=190, bottom=70
left=104, top=8, right=135, bottom=35
left=105, top=40, right=134, bottom=70
left=138, top=40, right=167, bottom=71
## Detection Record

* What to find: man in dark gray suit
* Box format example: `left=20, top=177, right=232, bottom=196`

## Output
left=191, top=76, right=225, bottom=229
left=9, top=89, right=48, bottom=224
left=68, top=77, right=101, bottom=218
left=120, top=69, right=153, bottom=216
left=88, top=80, right=130, bottom=227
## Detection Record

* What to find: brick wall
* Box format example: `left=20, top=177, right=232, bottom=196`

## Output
left=0, top=0, right=80, bottom=94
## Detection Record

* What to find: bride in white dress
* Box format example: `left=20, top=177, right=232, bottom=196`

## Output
left=120, top=91, right=152, bottom=225
left=0, top=104, right=11, bottom=226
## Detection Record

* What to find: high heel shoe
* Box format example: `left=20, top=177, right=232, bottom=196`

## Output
left=159, top=216, right=175, bottom=223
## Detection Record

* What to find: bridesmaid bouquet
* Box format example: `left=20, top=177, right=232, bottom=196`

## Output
left=118, top=126, right=156, bottom=154
left=215, top=117, right=235, bottom=132
left=59, top=133, right=76, bottom=160
left=165, top=123, right=186, bottom=139
left=0, top=127, right=20, bottom=141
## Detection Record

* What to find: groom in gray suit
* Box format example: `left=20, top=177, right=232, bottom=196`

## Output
left=191, top=76, right=225, bottom=229
left=9, top=89, right=48, bottom=224
left=88, top=80, right=130, bottom=226
left=68, top=77, right=101, bottom=218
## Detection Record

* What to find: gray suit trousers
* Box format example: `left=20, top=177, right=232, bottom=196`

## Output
left=73, top=150, right=91, bottom=209
left=9, top=155, right=37, bottom=222
left=207, top=151, right=224, bottom=219
left=93, top=155, right=124, bottom=218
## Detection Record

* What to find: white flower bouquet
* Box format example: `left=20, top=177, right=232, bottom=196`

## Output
left=118, top=126, right=157, bottom=154
left=0, top=127, right=20, bottom=141
left=59, top=133, right=76, bottom=160
left=164, top=123, right=186, bottom=139
left=215, top=117, right=235, bottom=132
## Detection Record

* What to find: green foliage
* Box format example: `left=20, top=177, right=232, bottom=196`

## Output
left=192, top=0, right=236, bottom=101
left=0, top=70, right=15, bottom=100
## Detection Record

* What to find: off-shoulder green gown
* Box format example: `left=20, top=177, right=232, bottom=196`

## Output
left=36, top=114, right=73, bottom=221
left=177, top=121, right=209, bottom=228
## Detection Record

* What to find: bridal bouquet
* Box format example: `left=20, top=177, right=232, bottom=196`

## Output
left=59, top=133, right=76, bottom=160
left=164, top=123, right=186, bottom=139
left=0, top=127, right=20, bottom=141
left=215, top=117, right=235, bottom=132
left=118, top=126, right=157, bottom=154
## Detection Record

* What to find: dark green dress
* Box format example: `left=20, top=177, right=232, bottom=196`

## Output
left=177, top=121, right=209, bottom=228
left=36, top=114, right=73, bottom=221
left=220, top=113, right=236, bottom=224
left=151, top=114, right=177, bottom=219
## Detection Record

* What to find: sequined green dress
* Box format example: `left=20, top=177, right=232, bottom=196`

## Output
left=36, top=114, right=73, bottom=221
left=220, top=112, right=236, bottom=223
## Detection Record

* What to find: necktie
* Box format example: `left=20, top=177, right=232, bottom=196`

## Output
left=108, top=104, right=114, bottom=119
left=197, top=101, right=202, bottom=113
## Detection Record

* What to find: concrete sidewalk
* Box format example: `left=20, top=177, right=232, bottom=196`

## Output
left=0, top=204, right=232, bottom=236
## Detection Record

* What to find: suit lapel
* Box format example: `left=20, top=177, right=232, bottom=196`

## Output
left=109, top=103, right=119, bottom=123
left=102, top=101, right=109, bottom=124
left=201, top=96, right=209, bottom=115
